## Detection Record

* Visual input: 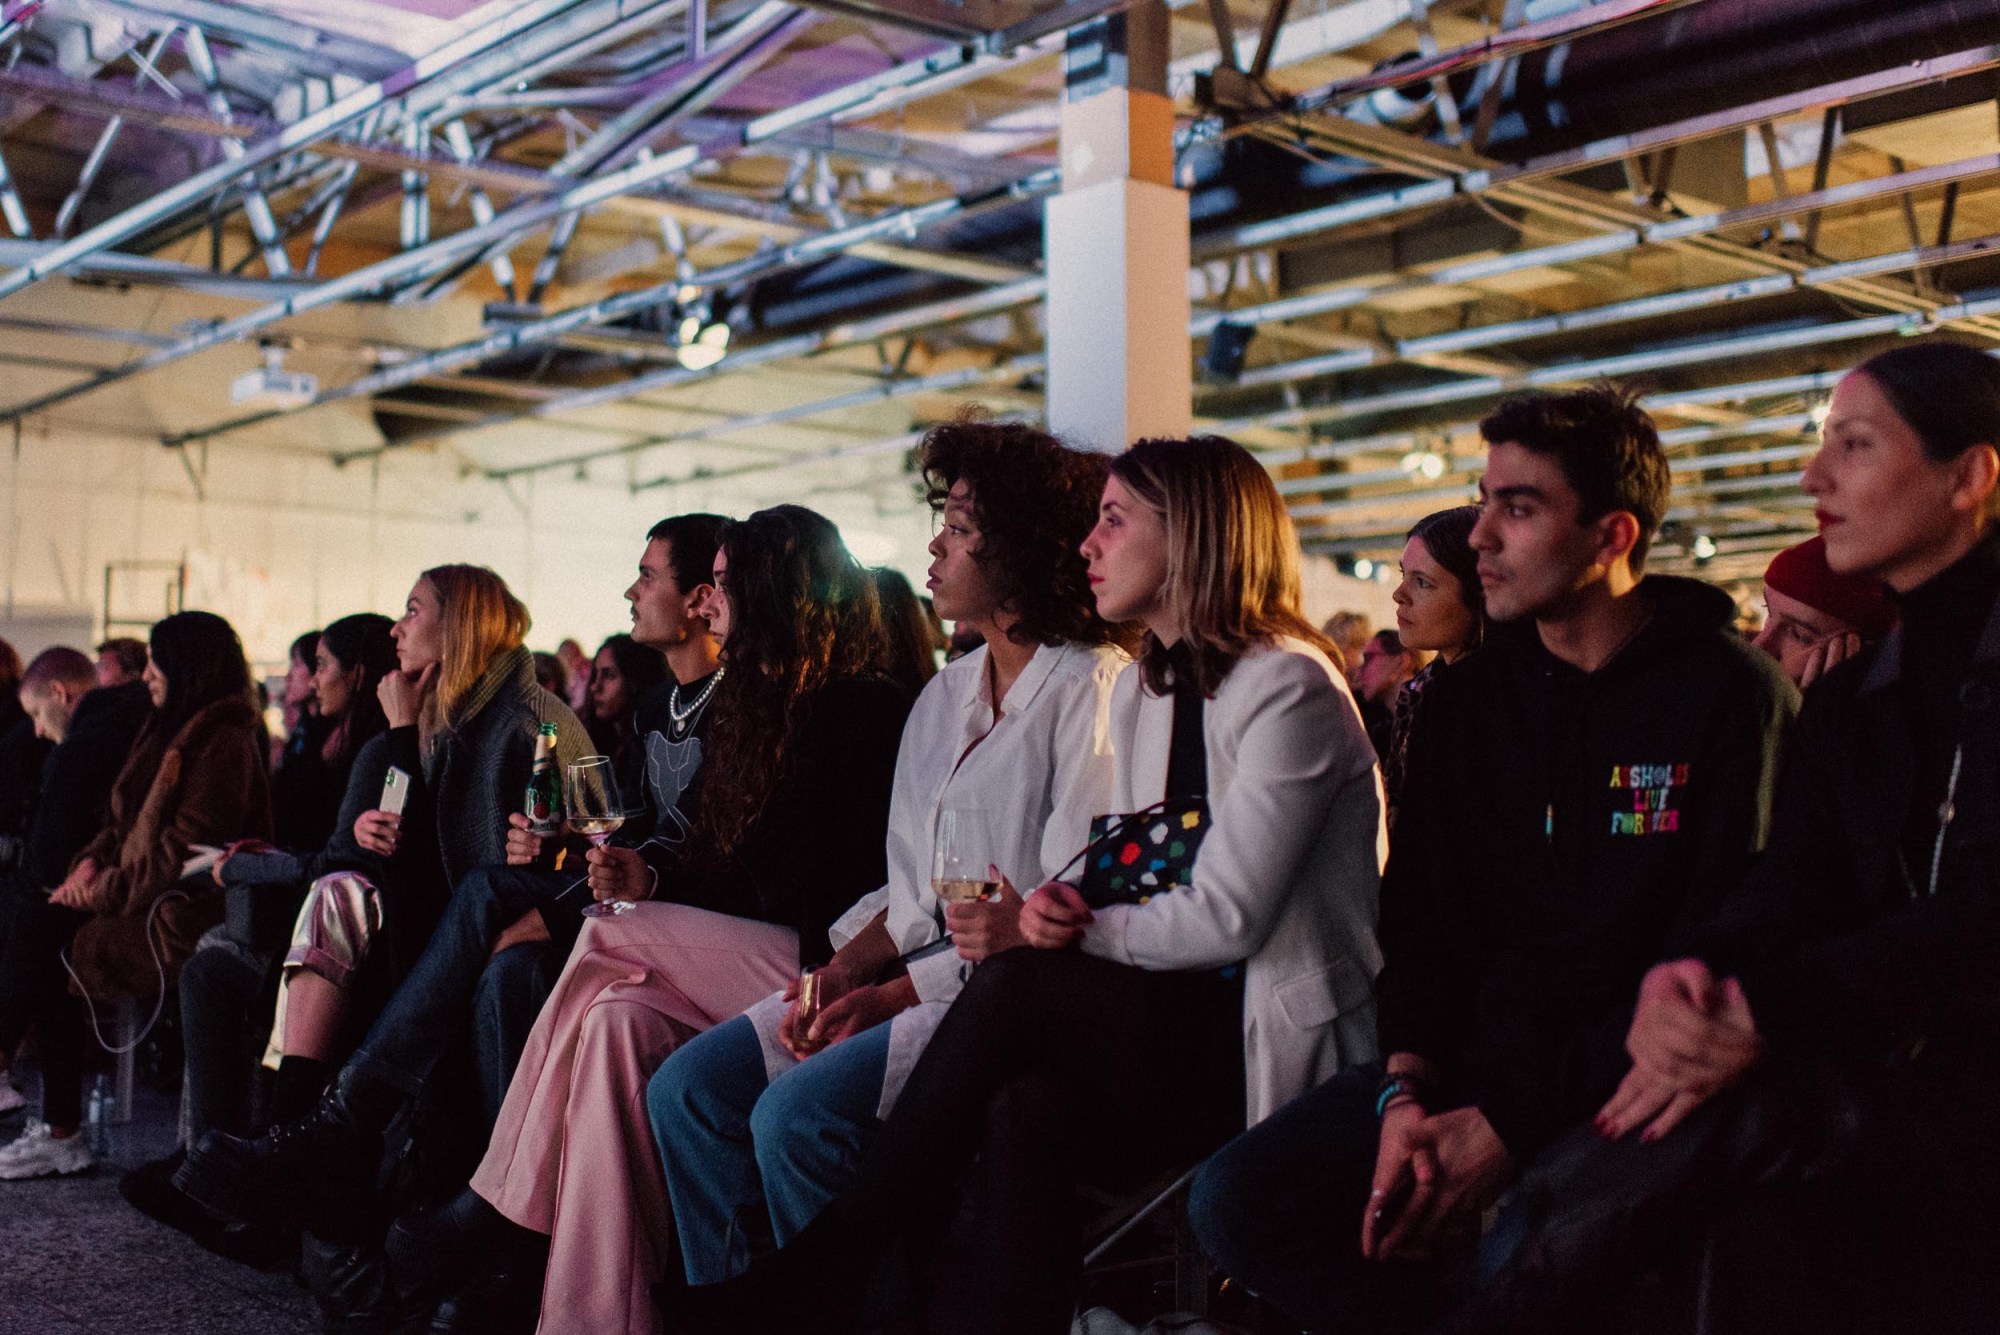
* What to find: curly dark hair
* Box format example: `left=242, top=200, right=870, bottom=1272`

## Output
left=690, top=505, right=883, bottom=863
left=920, top=416, right=1126, bottom=649
left=1479, top=384, right=1670, bottom=571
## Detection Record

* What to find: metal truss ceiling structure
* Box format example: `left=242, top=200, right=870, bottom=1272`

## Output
left=0, top=0, right=1998, bottom=585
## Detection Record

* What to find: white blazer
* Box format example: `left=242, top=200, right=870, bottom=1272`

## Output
left=1079, top=636, right=1385, bottom=1125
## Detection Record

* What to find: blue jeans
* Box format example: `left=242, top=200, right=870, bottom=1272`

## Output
left=647, top=1012, right=891, bottom=1285
left=348, top=863, right=575, bottom=1099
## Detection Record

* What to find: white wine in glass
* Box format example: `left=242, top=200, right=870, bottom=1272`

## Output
left=571, top=756, right=631, bottom=919
left=932, top=808, right=1000, bottom=905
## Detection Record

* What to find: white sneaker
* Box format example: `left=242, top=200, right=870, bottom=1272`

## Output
left=0, top=1122, right=94, bottom=1179
left=0, top=1074, right=24, bottom=1117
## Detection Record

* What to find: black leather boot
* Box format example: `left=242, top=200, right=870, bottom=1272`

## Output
left=174, top=1067, right=399, bottom=1230
left=385, top=1186, right=541, bottom=1304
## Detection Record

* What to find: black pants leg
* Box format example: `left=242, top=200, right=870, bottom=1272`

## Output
left=0, top=899, right=90, bottom=1128
left=839, top=947, right=1239, bottom=1335
left=179, top=941, right=270, bottom=1142
left=346, top=864, right=572, bottom=1096
left=468, top=939, right=561, bottom=1130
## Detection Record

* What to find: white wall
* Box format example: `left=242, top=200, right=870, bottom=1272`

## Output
left=0, top=421, right=938, bottom=671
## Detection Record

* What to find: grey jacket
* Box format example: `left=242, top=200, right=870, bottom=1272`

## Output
left=423, top=644, right=591, bottom=889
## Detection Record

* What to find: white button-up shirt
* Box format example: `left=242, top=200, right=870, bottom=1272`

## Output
left=751, top=639, right=1125, bottom=1113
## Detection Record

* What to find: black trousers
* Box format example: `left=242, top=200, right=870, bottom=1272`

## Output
left=0, top=898, right=90, bottom=1128
left=178, top=939, right=273, bottom=1142
left=1441, top=1048, right=2000, bottom=1335
left=838, top=947, right=1243, bottom=1335
left=347, top=863, right=576, bottom=1102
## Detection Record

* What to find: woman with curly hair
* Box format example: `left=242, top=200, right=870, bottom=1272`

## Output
left=644, top=419, right=1131, bottom=1323
left=393, top=506, right=911, bottom=1335
left=726, top=435, right=1385, bottom=1335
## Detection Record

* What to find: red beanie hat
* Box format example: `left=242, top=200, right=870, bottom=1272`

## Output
left=1763, top=537, right=1897, bottom=639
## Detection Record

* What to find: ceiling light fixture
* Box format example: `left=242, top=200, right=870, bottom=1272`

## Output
left=675, top=316, right=731, bottom=371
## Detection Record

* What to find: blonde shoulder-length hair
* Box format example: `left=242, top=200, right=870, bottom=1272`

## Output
left=1109, top=435, right=1336, bottom=698
left=418, top=563, right=531, bottom=743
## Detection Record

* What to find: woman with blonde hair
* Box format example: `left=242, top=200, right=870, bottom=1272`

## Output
left=741, top=435, right=1386, bottom=1335
left=178, top=564, right=590, bottom=1220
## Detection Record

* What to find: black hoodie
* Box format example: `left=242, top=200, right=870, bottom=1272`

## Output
left=1375, top=576, right=1798, bottom=1160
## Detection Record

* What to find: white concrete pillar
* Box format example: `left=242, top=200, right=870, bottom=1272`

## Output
left=1044, top=2, right=1191, bottom=453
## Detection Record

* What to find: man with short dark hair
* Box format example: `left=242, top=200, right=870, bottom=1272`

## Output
left=178, top=514, right=730, bottom=1230
left=1187, top=386, right=1799, bottom=1332
left=92, top=637, right=147, bottom=689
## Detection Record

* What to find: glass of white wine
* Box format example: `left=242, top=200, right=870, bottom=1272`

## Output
left=932, top=808, right=999, bottom=906
left=570, top=756, right=631, bottom=919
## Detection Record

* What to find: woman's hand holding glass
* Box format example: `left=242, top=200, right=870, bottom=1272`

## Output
left=778, top=959, right=855, bottom=1057
left=946, top=872, right=1028, bottom=961
left=584, top=843, right=651, bottom=906
left=1021, top=882, right=1094, bottom=949
left=785, top=971, right=917, bottom=1056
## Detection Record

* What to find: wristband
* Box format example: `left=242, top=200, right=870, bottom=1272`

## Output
left=1374, top=1075, right=1425, bottom=1119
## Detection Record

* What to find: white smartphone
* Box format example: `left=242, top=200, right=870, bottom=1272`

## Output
left=380, top=766, right=411, bottom=817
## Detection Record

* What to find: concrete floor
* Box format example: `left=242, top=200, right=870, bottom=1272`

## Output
left=0, top=1068, right=319, bottom=1335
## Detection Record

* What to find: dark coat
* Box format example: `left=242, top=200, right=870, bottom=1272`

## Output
left=68, top=695, right=273, bottom=998
left=0, top=700, right=51, bottom=872
left=21, top=680, right=150, bottom=891
left=1697, top=542, right=2000, bottom=1059
left=1375, top=576, right=1799, bottom=1160
left=381, top=645, right=591, bottom=920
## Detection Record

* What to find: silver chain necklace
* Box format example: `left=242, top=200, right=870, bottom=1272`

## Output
left=669, top=664, right=724, bottom=726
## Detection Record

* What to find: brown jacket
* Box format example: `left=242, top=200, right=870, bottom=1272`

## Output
left=68, top=696, right=272, bottom=999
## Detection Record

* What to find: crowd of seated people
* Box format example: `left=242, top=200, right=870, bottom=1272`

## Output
left=0, top=342, right=1997, bottom=1335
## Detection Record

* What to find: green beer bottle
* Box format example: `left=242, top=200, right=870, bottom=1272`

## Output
left=524, top=721, right=563, bottom=836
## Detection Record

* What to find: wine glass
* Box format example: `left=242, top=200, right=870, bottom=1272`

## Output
left=932, top=808, right=999, bottom=905
left=570, top=756, right=631, bottom=919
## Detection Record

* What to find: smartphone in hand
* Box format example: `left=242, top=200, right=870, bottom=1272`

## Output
left=380, top=767, right=411, bottom=817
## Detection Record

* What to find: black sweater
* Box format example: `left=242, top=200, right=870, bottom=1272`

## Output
left=20, top=680, right=151, bottom=890
left=660, top=674, right=909, bottom=969
left=1696, top=535, right=2000, bottom=1061
left=1376, top=576, right=1798, bottom=1159
left=222, top=731, right=396, bottom=892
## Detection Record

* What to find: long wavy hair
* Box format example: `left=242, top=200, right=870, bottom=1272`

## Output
left=113, top=610, right=257, bottom=815
left=690, top=506, right=882, bottom=862
left=418, top=564, right=531, bottom=748
left=1110, top=435, right=1336, bottom=698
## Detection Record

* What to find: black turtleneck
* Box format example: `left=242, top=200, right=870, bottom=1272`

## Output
left=1892, top=534, right=2000, bottom=889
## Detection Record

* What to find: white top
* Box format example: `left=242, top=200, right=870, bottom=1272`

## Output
left=1077, top=637, right=1386, bottom=1125
left=749, top=639, right=1126, bottom=1113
